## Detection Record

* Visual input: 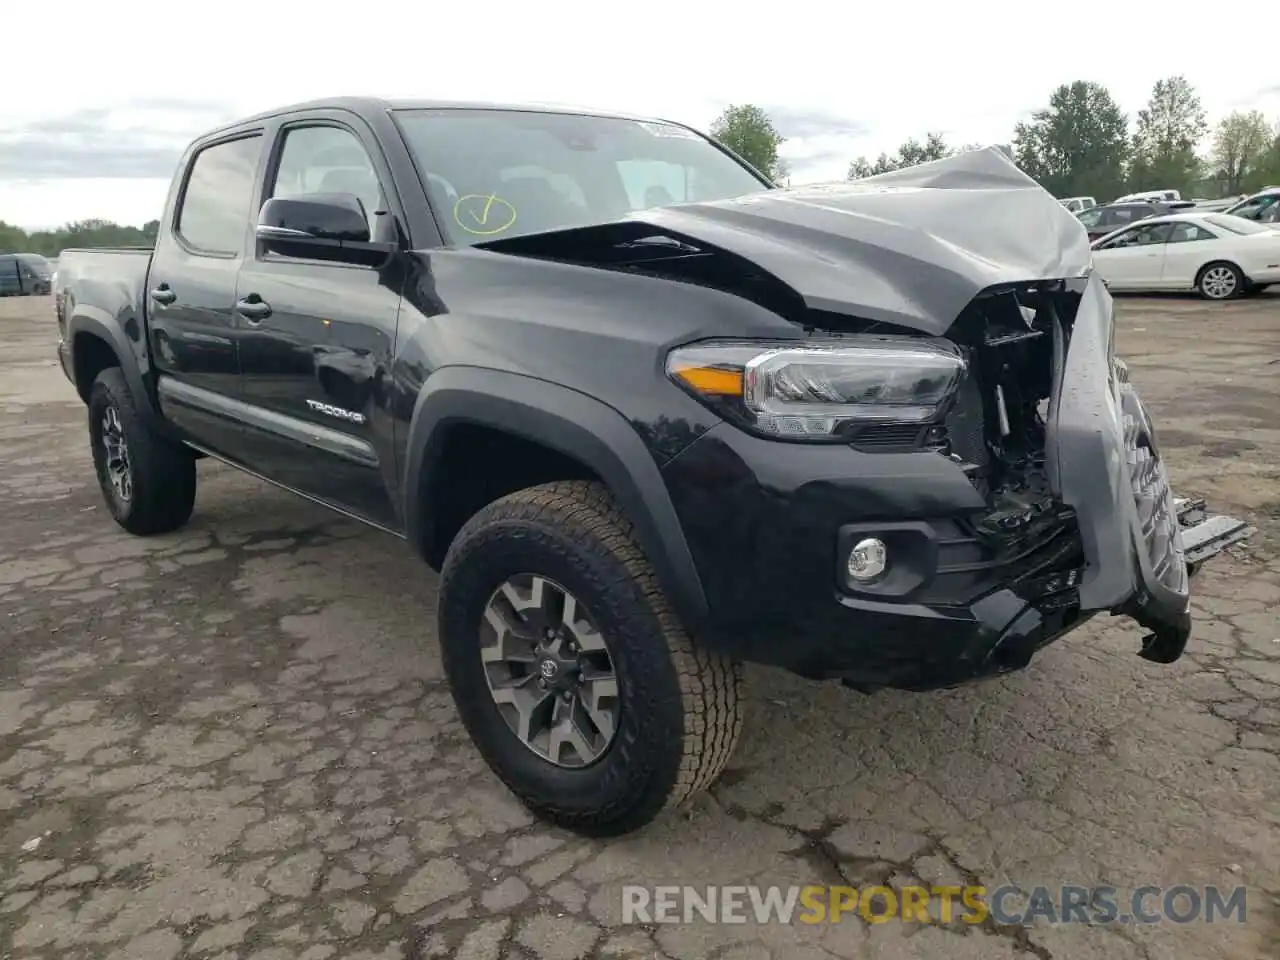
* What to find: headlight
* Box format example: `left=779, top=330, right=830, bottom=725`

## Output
left=666, top=337, right=967, bottom=441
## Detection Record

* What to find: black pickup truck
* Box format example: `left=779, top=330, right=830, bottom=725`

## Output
left=55, top=97, right=1253, bottom=835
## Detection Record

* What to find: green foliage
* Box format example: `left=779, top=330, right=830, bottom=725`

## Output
left=0, top=219, right=159, bottom=257
left=848, top=132, right=951, bottom=180
left=1212, top=111, right=1279, bottom=194
left=709, top=104, right=787, bottom=180
left=1127, top=76, right=1207, bottom=195
left=1012, top=81, right=1130, bottom=200
left=1250, top=128, right=1280, bottom=193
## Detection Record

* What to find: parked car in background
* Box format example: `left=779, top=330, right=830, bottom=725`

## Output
left=1223, top=187, right=1280, bottom=224
left=1089, top=212, right=1280, bottom=299
left=1059, top=196, right=1096, bottom=213
left=1115, top=189, right=1183, bottom=203
left=0, top=253, right=53, bottom=296
left=1188, top=198, right=1239, bottom=213
left=1076, top=200, right=1195, bottom=241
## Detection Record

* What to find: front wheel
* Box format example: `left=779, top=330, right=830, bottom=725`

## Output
left=1196, top=261, right=1244, bottom=300
left=88, top=367, right=197, bottom=535
left=438, top=480, right=744, bottom=836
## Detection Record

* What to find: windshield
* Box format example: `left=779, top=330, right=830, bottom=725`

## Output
left=16, top=254, right=49, bottom=272
left=1206, top=214, right=1272, bottom=235
left=1225, top=192, right=1279, bottom=220
left=393, top=108, right=771, bottom=245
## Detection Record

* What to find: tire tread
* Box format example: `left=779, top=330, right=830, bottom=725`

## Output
left=89, top=368, right=196, bottom=535
left=440, top=480, right=744, bottom=833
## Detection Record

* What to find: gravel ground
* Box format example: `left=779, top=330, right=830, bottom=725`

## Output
left=1, top=291, right=1278, bottom=960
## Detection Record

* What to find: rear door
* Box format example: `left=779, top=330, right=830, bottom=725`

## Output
left=232, top=113, right=404, bottom=530
left=149, top=132, right=264, bottom=456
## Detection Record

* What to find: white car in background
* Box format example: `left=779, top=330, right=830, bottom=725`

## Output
left=1089, top=212, right=1280, bottom=300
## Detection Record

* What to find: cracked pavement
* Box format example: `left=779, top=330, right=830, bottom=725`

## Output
left=2, top=293, right=1279, bottom=959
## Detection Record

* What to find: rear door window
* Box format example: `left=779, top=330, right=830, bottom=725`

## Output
left=176, top=135, right=264, bottom=256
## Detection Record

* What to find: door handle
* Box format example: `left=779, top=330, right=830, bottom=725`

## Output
left=150, top=285, right=177, bottom=306
left=235, top=296, right=272, bottom=323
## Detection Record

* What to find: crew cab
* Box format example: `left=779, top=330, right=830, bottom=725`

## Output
left=55, top=98, right=1254, bottom=836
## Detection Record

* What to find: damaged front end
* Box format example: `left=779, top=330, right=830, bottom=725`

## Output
left=943, top=275, right=1254, bottom=666
left=472, top=146, right=1254, bottom=676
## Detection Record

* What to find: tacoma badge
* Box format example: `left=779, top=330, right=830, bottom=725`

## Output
left=305, top=399, right=366, bottom=425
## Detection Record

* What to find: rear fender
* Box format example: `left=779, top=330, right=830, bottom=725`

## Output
left=66, top=307, right=166, bottom=432
left=403, top=366, right=710, bottom=630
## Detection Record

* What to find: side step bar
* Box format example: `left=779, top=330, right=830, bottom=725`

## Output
left=1175, top=497, right=1256, bottom=568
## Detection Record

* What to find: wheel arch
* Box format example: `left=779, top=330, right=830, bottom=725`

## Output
left=66, top=307, right=160, bottom=428
left=1195, top=259, right=1246, bottom=298
left=403, top=367, right=710, bottom=631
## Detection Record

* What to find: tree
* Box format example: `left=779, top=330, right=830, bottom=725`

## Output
left=0, top=219, right=159, bottom=257
left=709, top=105, right=786, bottom=179
left=847, top=132, right=951, bottom=180
left=1211, top=111, right=1274, bottom=194
left=1127, top=75, right=1207, bottom=195
left=1251, top=124, right=1280, bottom=193
left=1012, top=81, right=1129, bottom=200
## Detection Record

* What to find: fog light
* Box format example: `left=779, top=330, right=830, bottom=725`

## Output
left=847, top=538, right=887, bottom=581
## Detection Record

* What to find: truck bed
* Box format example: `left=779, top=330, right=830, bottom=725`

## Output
left=55, top=247, right=152, bottom=338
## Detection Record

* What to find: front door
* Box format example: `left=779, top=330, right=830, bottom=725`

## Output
left=148, top=132, right=264, bottom=456
left=233, top=117, right=404, bottom=530
left=1094, top=222, right=1173, bottom=289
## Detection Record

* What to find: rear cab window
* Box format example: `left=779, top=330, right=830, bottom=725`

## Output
left=175, top=135, right=264, bottom=256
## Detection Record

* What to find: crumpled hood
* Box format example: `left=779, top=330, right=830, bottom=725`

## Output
left=620, top=146, right=1093, bottom=335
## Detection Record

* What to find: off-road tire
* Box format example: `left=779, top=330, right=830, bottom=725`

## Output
left=1195, top=261, right=1244, bottom=300
left=88, top=367, right=196, bottom=535
left=438, top=480, right=744, bottom=836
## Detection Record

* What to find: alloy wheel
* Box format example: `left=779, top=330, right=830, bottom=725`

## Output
left=100, top=405, right=133, bottom=503
left=1201, top=266, right=1238, bottom=299
left=479, top=574, right=620, bottom=768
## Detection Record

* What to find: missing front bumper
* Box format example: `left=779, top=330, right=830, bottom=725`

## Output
left=1175, top=497, right=1256, bottom=569
left=1045, top=275, right=1256, bottom=666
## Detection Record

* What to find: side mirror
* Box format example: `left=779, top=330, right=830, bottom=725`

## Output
left=259, top=192, right=370, bottom=243
left=256, top=193, right=393, bottom=264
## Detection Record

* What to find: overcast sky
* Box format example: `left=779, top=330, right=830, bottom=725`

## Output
left=2, top=0, right=1277, bottom=230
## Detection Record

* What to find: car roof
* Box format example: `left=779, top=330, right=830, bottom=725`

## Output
left=1136, top=212, right=1207, bottom=224
left=202, top=96, right=678, bottom=140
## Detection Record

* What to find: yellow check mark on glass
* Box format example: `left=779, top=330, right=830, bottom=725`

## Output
left=469, top=194, right=497, bottom=226
left=454, top=194, right=516, bottom=235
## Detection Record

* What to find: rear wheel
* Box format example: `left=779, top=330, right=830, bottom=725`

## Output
left=88, top=367, right=197, bottom=535
left=438, top=480, right=744, bottom=836
left=1196, top=261, right=1244, bottom=300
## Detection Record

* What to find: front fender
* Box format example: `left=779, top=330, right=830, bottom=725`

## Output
left=403, top=366, right=710, bottom=629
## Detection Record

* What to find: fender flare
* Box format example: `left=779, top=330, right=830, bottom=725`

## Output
left=66, top=307, right=162, bottom=430
left=403, top=366, right=710, bottom=629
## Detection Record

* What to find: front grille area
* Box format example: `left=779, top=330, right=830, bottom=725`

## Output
left=1116, top=366, right=1188, bottom=596
left=920, top=507, right=1083, bottom=606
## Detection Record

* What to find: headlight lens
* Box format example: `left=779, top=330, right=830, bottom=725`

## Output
left=667, top=337, right=967, bottom=440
